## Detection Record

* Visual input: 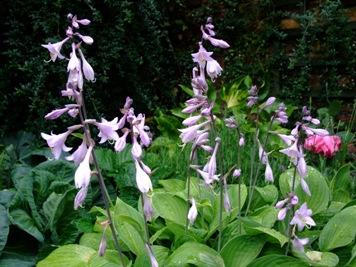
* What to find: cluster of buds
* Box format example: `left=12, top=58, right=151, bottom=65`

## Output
left=182, top=18, right=229, bottom=225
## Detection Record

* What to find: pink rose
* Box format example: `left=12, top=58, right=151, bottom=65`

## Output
left=304, top=135, right=341, bottom=157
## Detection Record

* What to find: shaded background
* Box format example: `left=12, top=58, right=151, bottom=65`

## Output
left=1, top=0, right=355, bottom=137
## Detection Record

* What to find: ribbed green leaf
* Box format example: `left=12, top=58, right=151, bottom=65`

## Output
left=247, top=254, right=308, bottom=267
left=319, top=206, right=356, bottom=251
left=159, top=179, right=185, bottom=192
left=279, top=166, right=329, bottom=214
left=116, top=221, right=146, bottom=256
left=221, top=235, right=265, bottom=267
left=9, top=209, right=43, bottom=242
left=152, top=192, right=186, bottom=225
left=165, top=242, right=225, bottom=267
left=0, top=204, right=9, bottom=255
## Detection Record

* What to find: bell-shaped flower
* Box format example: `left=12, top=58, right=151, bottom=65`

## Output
left=68, top=43, right=80, bottom=72
left=290, top=203, right=316, bottom=231
left=98, top=234, right=107, bottom=257
left=42, top=37, right=69, bottom=62
left=136, top=114, right=151, bottom=147
left=143, top=193, right=154, bottom=221
left=74, top=186, right=88, bottom=210
left=74, top=146, right=93, bottom=189
left=239, top=135, right=245, bottom=147
left=131, top=135, right=143, bottom=159
left=44, top=107, right=69, bottom=120
left=300, top=178, right=311, bottom=196
left=195, top=168, right=220, bottom=185
left=206, top=59, right=222, bottom=82
left=297, top=155, right=307, bottom=179
left=258, top=142, right=268, bottom=165
left=280, top=141, right=302, bottom=159
left=292, top=237, right=309, bottom=252
left=66, top=139, right=88, bottom=165
left=95, top=117, right=119, bottom=144
left=76, top=33, right=94, bottom=45
left=187, top=198, right=198, bottom=225
left=114, top=129, right=129, bottom=152
left=224, top=117, right=237, bottom=128
left=205, top=137, right=221, bottom=178
left=41, top=130, right=72, bottom=159
left=264, top=97, right=276, bottom=107
left=179, top=120, right=210, bottom=144
left=183, top=115, right=202, bottom=126
left=233, top=168, right=241, bottom=178
left=265, top=161, right=274, bottom=182
left=78, top=49, right=95, bottom=81
left=68, top=108, right=79, bottom=118
left=134, top=159, right=152, bottom=193
left=277, top=134, right=295, bottom=146
left=191, top=43, right=213, bottom=66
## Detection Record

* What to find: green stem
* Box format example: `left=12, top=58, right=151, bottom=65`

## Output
left=285, top=164, right=298, bottom=255
left=141, top=194, right=151, bottom=244
left=76, top=90, right=125, bottom=266
left=218, top=175, right=224, bottom=252
left=245, top=116, right=275, bottom=216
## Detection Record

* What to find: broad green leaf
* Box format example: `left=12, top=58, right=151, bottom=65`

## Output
left=247, top=254, right=308, bottom=267
left=249, top=206, right=278, bottom=228
left=279, top=167, right=329, bottom=214
left=0, top=190, right=15, bottom=208
left=330, top=164, right=352, bottom=203
left=250, top=185, right=278, bottom=210
left=159, top=179, right=185, bottom=192
left=346, top=244, right=356, bottom=266
left=42, top=190, right=74, bottom=232
left=246, top=227, right=288, bottom=247
left=114, top=198, right=144, bottom=231
left=165, top=242, right=225, bottom=267
left=221, top=235, right=265, bottom=267
left=0, top=250, right=36, bottom=267
left=306, top=251, right=339, bottom=266
left=319, top=206, right=356, bottom=251
left=134, top=245, right=170, bottom=267
left=116, top=221, right=146, bottom=256
left=152, top=192, right=186, bottom=225
left=0, top=204, right=9, bottom=254
left=37, top=244, right=124, bottom=267
left=80, top=233, right=102, bottom=250
left=9, top=209, right=44, bottom=242
left=228, top=184, right=248, bottom=218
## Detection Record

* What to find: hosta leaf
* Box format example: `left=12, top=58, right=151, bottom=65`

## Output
left=159, top=179, right=185, bottom=192
left=221, top=235, right=265, bottom=267
left=330, top=164, right=352, bottom=203
left=116, top=221, right=146, bottom=256
left=152, top=192, right=186, bottom=225
left=247, top=254, right=308, bottom=267
left=0, top=204, right=9, bottom=255
left=279, top=166, right=329, bottom=214
left=37, top=244, right=125, bottom=267
left=9, top=209, right=44, bottom=242
left=165, top=242, right=225, bottom=267
left=319, top=206, right=356, bottom=251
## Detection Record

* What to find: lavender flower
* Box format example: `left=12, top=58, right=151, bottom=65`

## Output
left=145, top=244, right=159, bottom=267
left=134, top=159, right=152, bottom=193
left=66, top=139, right=88, bottom=165
left=143, top=193, right=154, bottom=221
left=247, top=85, right=258, bottom=107
left=74, top=186, right=88, bottom=209
left=74, top=145, right=93, bottom=189
left=275, top=103, right=288, bottom=124
left=95, top=118, right=120, bottom=144
left=187, top=198, right=198, bottom=225
left=290, top=203, right=316, bottom=231
left=292, top=236, right=309, bottom=252
left=41, top=130, right=72, bottom=159
left=42, top=37, right=69, bottom=62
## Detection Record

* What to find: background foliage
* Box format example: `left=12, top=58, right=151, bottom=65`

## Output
left=1, top=0, right=355, bottom=137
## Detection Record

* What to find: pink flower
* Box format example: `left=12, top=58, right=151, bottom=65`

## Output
left=41, top=130, right=72, bottom=159
left=304, top=135, right=341, bottom=158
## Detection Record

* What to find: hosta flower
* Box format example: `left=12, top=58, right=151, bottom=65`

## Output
left=42, top=37, right=69, bottom=62
left=135, top=114, right=151, bottom=147
left=224, top=117, right=237, bottom=128
left=74, top=186, right=88, bottom=209
left=95, top=118, right=119, bottom=143
left=183, top=115, right=202, bottom=126
left=66, top=139, right=88, bottom=165
left=205, top=138, right=220, bottom=178
left=179, top=120, right=210, bottom=144
left=239, top=135, right=245, bottom=147
left=68, top=43, right=80, bottom=72
left=247, top=85, right=258, bottom=107
left=78, top=49, right=95, bottom=81
left=292, top=236, right=309, bottom=252
left=191, top=43, right=213, bottom=66
left=76, top=33, right=94, bottom=45
left=290, top=203, right=316, bottom=231
left=134, top=159, right=152, bottom=193
left=233, top=168, right=241, bottom=178
left=41, top=130, right=72, bottom=159
left=98, top=234, right=107, bottom=256
left=265, top=161, right=273, bottom=182
left=145, top=244, right=159, bottom=267
left=206, top=59, right=222, bottom=81
left=74, top=146, right=93, bottom=189
left=114, top=130, right=129, bottom=152
left=143, top=193, right=154, bottom=221
left=187, top=198, right=198, bottom=225
left=131, top=135, right=143, bottom=159
left=275, top=103, right=288, bottom=124
left=44, top=107, right=69, bottom=120
left=276, top=194, right=298, bottom=221
left=195, top=168, right=220, bottom=185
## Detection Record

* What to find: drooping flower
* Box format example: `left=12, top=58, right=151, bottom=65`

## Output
left=292, top=236, right=309, bottom=252
left=114, top=129, right=129, bottom=152
left=179, top=120, right=210, bottom=144
left=191, top=43, right=213, bottom=66
left=68, top=43, right=80, bottom=72
left=41, top=37, right=69, bottom=62
left=134, top=159, right=152, bottom=193
left=275, top=103, right=288, bottom=124
left=78, top=49, right=95, bottom=81
left=74, top=145, right=93, bottom=189
left=265, top=161, right=274, bottom=182
left=206, top=59, right=223, bottom=81
left=44, top=107, right=69, bottom=120
left=233, top=168, right=241, bottom=178
left=131, top=135, right=143, bottom=159
left=41, top=130, right=72, bottom=159
left=143, top=193, right=154, bottom=221
left=247, top=85, right=259, bottom=107
left=95, top=118, right=119, bottom=144
left=145, top=244, right=159, bottom=267
left=187, top=198, right=198, bottom=225
left=66, top=139, right=88, bottom=165
left=290, top=203, right=316, bottom=231
left=276, top=193, right=298, bottom=221
left=74, top=186, right=88, bottom=209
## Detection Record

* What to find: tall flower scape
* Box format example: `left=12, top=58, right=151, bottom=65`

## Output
left=38, top=14, right=342, bottom=267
